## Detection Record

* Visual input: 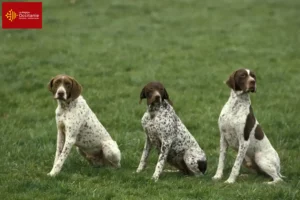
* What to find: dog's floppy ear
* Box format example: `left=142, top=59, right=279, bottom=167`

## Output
left=226, top=70, right=237, bottom=90
left=69, top=76, right=82, bottom=100
left=47, top=77, right=55, bottom=93
left=139, top=87, right=146, bottom=104
left=163, top=88, right=173, bottom=106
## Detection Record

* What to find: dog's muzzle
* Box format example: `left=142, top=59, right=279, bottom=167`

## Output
left=149, top=91, right=162, bottom=104
left=248, top=80, right=256, bottom=93
left=55, top=89, right=67, bottom=100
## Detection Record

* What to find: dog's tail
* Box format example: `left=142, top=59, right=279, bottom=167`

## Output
left=197, top=160, right=207, bottom=174
left=277, top=163, right=285, bottom=179
left=278, top=172, right=286, bottom=179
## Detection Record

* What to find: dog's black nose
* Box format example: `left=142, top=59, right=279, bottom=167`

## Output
left=58, top=91, right=64, bottom=97
left=197, top=160, right=207, bottom=174
left=154, top=95, right=160, bottom=100
left=250, top=80, right=256, bottom=85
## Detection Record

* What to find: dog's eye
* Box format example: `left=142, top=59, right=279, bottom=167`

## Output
left=241, top=74, right=246, bottom=78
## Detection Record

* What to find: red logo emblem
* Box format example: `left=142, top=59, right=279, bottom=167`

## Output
left=2, top=2, right=42, bottom=29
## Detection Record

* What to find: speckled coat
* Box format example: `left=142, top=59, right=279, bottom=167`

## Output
left=137, top=100, right=206, bottom=181
left=47, top=75, right=121, bottom=177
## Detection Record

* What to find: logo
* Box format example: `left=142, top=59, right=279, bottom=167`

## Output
left=5, top=9, right=18, bottom=22
left=2, top=2, right=42, bottom=29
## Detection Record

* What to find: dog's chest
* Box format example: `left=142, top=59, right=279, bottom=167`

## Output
left=143, top=117, right=163, bottom=148
left=56, top=108, right=68, bottom=128
left=219, top=101, right=249, bottom=147
left=142, top=110, right=175, bottom=148
left=55, top=106, right=75, bottom=127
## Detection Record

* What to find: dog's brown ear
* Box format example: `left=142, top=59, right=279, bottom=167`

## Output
left=139, top=87, right=146, bottom=104
left=226, top=71, right=237, bottom=90
left=163, top=88, right=173, bottom=106
left=47, top=77, right=55, bottom=93
left=69, top=77, right=82, bottom=100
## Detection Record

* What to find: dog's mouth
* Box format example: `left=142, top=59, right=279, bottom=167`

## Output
left=248, top=86, right=256, bottom=93
left=54, top=96, right=66, bottom=101
left=148, top=96, right=162, bottom=105
left=150, top=99, right=161, bottom=105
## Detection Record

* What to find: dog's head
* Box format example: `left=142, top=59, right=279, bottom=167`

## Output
left=48, top=74, right=82, bottom=101
left=139, top=82, right=172, bottom=106
left=226, top=69, right=256, bottom=93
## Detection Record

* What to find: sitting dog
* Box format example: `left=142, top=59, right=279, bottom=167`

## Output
left=136, top=81, right=207, bottom=181
left=212, top=69, right=283, bottom=184
left=47, top=75, right=121, bottom=176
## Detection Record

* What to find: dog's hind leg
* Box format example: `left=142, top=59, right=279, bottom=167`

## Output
left=183, top=148, right=207, bottom=176
left=76, top=147, right=104, bottom=167
left=102, top=140, right=121, bottom=168
left=255, top=151, right=283, bottom=184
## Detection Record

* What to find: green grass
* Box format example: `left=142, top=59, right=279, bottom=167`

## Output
left=1, top=0, right=300, bottom=199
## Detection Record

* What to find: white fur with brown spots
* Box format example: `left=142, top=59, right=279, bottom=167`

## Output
left=47, top=75, right=121, bottom=177
left=212, top=69, right=283, bottom=184
left=137, top=82, right=207, bottom=181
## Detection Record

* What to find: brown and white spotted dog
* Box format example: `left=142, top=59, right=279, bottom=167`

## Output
left=212, top=69, right=283, bottom=184
left=136, top=82, right=207, bottom=181
left=47, top=75, right=121, bottom=176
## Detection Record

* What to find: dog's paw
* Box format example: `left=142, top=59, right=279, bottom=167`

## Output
left=47, top=171, right=58, bottom=177
left=151, top=175, right=159, bottom=182
left=136, top=168, right=143, bottom=173
left=224, top=179, right=235, bottom=184
left=264, top=179, right=283, bottom=185
left=239, top=173, right=249, bottom=177
left=212, top=174, right=222, bottom=181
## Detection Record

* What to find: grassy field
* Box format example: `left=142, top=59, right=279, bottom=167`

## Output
left=1, top=0, right=300, bottom=199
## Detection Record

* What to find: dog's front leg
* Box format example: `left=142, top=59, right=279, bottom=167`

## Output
left=137, top=136, right=152, bottom=173
left=225, top=139, right=250, bottom=183
left=54, top=130, right=65, bottom=164
left=48, top=133, right=77, bottom=177
left=152, top=141, right=171, bottom=181
left=212, top=132, right=228, bottom=180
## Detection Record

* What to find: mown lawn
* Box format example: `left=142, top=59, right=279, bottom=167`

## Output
left=0, top=0, right=299, bottom=199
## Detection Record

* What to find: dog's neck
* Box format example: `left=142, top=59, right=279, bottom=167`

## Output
left=147, top=100, right=170, bottom=118
left=228, top=89, right=251, bottom=105
left=56, top=96, right=80, bottom=110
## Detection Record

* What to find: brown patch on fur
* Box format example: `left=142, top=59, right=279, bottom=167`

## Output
left=244, top=106, right=256, bottom=140
left=139, top=81, right=172, bottom=105
left=254, top=124, right=264, bottom=140
left=226, top=70, right=238, bottom=90
left=226, top=69, right=247, bottom=91
left=48, top=75, right=82, bottom=101
left=69, top=76, right=82, bottom=100
left=226, top=69, right=256, bottom=92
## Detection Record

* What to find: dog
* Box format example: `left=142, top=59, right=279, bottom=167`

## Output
left=47, top=74, right=121, bottom=176
left=212, top=69, right=283, bottom=184
left=136, top=81, right=207, bottom=181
